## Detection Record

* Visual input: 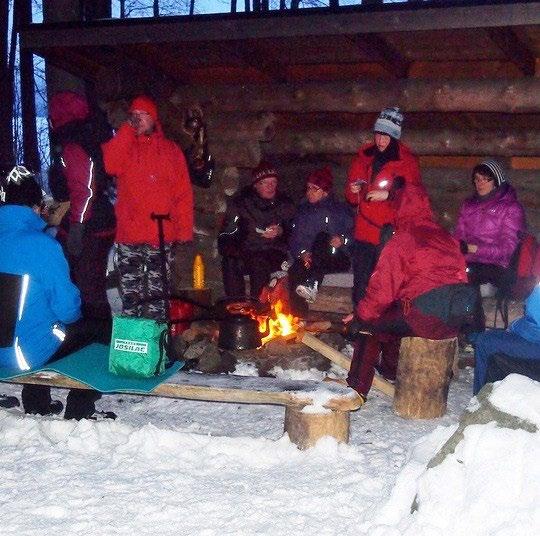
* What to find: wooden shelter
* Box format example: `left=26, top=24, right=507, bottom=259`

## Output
left=21, top=0, right=540, bottom=286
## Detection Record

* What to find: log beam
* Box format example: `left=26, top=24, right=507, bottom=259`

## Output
left=264, top=128, right=540, bottom=157
left=355, top=34, right=410, bottom=79
left=486, top=27, right=536, bottom=77
left=172, top=79, right=540, bottom=113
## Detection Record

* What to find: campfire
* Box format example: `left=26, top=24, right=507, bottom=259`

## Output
left=257, top=299, right=300, bottom=346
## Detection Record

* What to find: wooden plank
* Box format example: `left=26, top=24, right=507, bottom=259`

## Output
left=21, top=3, right=540, bottom=50
left=4, top=371, right=364, bottom=412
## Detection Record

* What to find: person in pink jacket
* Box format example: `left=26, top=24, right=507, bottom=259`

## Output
left=454, top=159, right=526, bottom=294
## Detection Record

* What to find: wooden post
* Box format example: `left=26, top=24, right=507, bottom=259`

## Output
left=284, top=407, right=349, bottom=449
left=393, top=337, right=457, bottom=419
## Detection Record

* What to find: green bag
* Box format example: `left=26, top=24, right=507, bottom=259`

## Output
left=109, top=316, right=169, bottom=378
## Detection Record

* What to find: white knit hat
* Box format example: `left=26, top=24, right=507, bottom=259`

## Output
left=373, top=107, right=404, bottom=140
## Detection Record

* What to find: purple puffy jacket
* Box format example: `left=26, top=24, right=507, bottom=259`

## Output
left=453, top=183, right=526, bottom=268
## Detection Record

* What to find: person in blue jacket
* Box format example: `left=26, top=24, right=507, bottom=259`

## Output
left=473, top=283, right=540, bottom=394
left=0, top=166, right=112, bottom=418
left=288, top=167, right=353, bottom=316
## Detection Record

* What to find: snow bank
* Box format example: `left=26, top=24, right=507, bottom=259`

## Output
left=369, top=375, right=540, bottom=536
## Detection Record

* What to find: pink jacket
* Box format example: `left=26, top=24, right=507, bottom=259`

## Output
left=453, top=184, right=526, bottom=268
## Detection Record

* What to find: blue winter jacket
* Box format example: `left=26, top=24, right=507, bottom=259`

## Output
left=510, top=284, right=540, bottom=344
left=289, top=195, right=353, bottom=259
left=0, top=205, right=81, bottom=371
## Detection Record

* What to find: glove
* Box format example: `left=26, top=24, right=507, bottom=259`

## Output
left=66, top=222, right=85, bottom=257
left=344, top=317, right=372, bottom=341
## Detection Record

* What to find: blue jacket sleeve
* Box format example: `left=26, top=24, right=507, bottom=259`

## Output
left=44, top=237, right=82, bottom=324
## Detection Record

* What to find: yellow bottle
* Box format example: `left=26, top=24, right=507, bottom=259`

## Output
left=193, top=253, right=205, bottom=290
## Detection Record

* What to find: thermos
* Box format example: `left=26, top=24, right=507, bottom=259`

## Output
left=192, top=253, right=205, bottom=290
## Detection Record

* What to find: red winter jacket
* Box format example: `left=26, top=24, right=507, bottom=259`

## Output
left=358, top=184, right=468, bottom=324
left=346, top=141, right=421, bottom=245
left=102, top=122, right=193, bottom=245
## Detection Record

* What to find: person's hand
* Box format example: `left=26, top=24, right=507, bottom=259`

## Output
left=329, top=235, right=343, bottom=248
left=349, top=180, right=365, bottom=194
left=262, top=224, right=282, bottom=239
left=366, top=189, right=389, bottom=202
left=342, top=313, right=354, bottom=324
left=467, top=244, right=478, bottom=254
left=300, top=251, right=313, bottom=269
left=66, top=222, right=85, bottom=257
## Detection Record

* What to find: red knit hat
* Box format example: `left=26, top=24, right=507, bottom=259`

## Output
left=252, top=161, right=278, bottom=184
left=306, top=167, right=333, bottom=193
left=129, top=95, right=158, bottom=121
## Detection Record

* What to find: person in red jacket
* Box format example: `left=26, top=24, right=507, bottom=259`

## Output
left=345, top=184, right=475, bottom=400
left=345, top=107, right=421, bottom=305
left=102, top=95, right=193, bottom=320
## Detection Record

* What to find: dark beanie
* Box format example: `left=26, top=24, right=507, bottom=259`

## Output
left=252, top=161, right=278, bottom=184
left=307, top=167, right=333, bottom=193
left=472, top=159, right=507, bottom=187
left=0, top=166, right=43, bottom=207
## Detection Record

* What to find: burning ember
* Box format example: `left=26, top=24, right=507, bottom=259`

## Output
left=258, top=300, right=300, bottom=346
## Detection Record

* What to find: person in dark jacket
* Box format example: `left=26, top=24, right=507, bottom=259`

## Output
left=0, top=166, right=113, bottom=419
left=345, top=107, right=422, bottom=305
left=48, top=91, right=116, bottom=320
left=453, top=159, right=527, bottom=329
left=473, top=283, right=540, bottom=394
left=218, top=161, right=295, bottom=300
left=287, top=167, right=353, bottom=316
left=345, top=184, right=474, bottom=400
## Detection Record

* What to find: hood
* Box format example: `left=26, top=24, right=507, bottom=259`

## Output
left=510, top=284, right=540, bottom=343
left=49, top=91, right=90, bottom=130
left=394, top=183, right=433, bottom=230
left=0, top=205, right=47, bottom=233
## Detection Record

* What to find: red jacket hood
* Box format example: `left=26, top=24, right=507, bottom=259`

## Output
left=49, top=91, right=90, bottom=129
left=394, top=183, right=434, bottom=230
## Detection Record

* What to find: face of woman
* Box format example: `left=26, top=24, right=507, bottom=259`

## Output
left=254, top=176, right=278, bottom=200
left=306, top=183, right=327, bottom=204
left=473, top=172, right=496, bottom=196
left=374, top=132, right=391, bottom=152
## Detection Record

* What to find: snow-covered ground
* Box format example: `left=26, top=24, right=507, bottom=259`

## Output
left=0, top=360, right=538, bottom=535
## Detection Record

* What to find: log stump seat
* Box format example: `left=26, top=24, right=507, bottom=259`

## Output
left=393, top=336, right=458, bottom=419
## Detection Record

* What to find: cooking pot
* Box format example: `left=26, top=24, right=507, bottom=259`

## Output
left=218, top=314, right=267, bottom=351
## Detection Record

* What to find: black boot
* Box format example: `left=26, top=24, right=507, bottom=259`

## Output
left=21, top=385, right=63, bottom=416
left=0, top=394, right=20, bottom=409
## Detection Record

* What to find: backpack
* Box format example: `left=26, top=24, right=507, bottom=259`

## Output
left=511, top=234, right=539, bottom=299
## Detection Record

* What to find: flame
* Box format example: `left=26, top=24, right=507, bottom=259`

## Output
left=257, top=299, right=299, bottom=346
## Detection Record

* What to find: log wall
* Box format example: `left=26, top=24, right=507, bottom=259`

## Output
left=99, top=80, right=540, bottom=293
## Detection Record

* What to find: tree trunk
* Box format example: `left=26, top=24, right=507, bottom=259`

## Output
left=231, top=0, right=237, bottom=13
left=265, top=128, right=540, bottom=157
left=172, top=79, right=540, bottom=113
left=18, top=0, right=40, bottom=172
left=0, top=2, right=15, bottom=169
left=393, top=337, right=457, bottom=419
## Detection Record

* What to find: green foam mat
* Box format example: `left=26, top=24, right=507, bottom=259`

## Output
left=0, top=343, right=184, bottom=393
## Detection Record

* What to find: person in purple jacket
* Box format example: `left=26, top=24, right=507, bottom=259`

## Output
left=454, top=159, right=527, bottom=327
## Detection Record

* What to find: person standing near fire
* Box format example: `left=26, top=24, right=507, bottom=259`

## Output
left=345, top=107, right=421, bottom=305
left=48, top=91, right=116, bottom=321
left=102, top=95, right=193, bottom=321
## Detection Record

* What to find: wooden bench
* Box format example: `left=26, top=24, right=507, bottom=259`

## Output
left=5, top=371, right=364, bottom=450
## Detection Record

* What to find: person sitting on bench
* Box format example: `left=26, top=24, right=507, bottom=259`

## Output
left=0, top=166, right=113, bottom=419
left=287, top=167, right=353, bottom=317
left=473, top=283, right=540, bottom=395
left=345, top=184, right=476, bottom=401
left=218, top=161, right=295, bottom=300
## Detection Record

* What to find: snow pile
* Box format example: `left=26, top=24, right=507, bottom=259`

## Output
left=370, top=374, right=540, bottom=536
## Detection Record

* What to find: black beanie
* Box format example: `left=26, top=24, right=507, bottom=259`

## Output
left=0, top=166, right=43, bottom=207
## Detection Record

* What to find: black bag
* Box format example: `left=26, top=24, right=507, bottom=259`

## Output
left=413, top=283, right=478, bottom=328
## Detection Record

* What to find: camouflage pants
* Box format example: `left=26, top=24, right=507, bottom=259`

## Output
left=115, top=243, right=173, bottom=321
